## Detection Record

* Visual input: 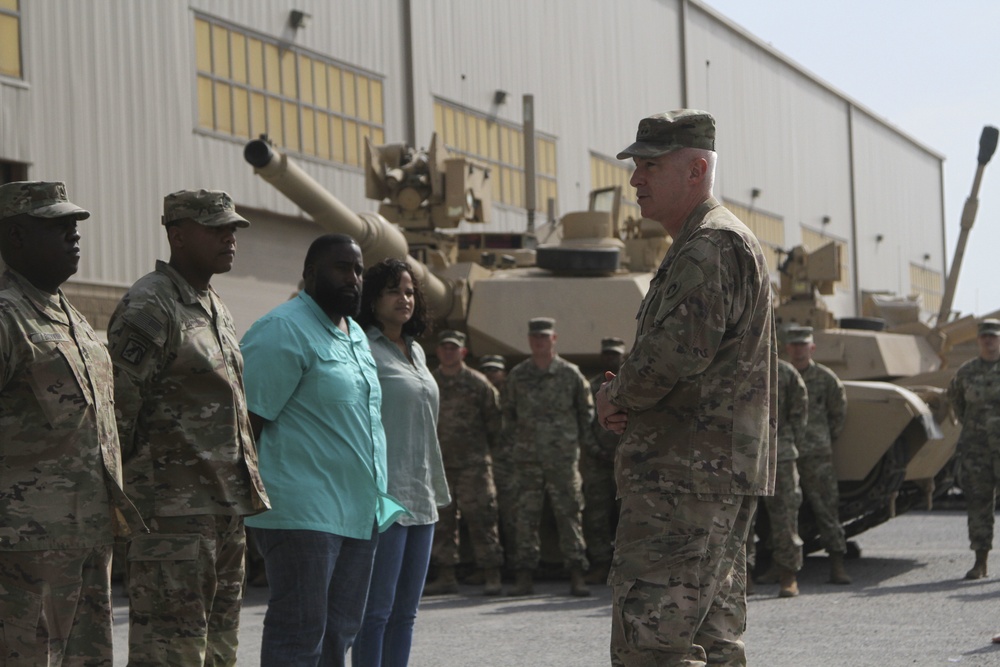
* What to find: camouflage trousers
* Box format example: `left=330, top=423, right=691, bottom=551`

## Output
left=491, top=454, right=519, bottom=562
left=512, top=460, right=588, bottom=570
left=126, top=514, right=246, bottom=666
left=0, top=544, right=113, bottom=667
left=959, top=440, right=1000, bottom=551
left=798, top=453, right=846, bottom=554
left=610, top=493, right=755, bottom=667
left=580, top=449, right=618, bottom=567
left=753, top=460, right=804, bottom=573
left=431, top=464, right=505, bottom=569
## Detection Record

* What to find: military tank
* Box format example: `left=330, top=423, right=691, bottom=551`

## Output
left=242, top=132, right=975, bottom=555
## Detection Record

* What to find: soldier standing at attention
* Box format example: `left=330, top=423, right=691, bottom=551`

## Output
left=424, top=330, right=505, bottom=596
left=107, top=189, right=270, bottom=665
left=479, top=354, right=518, bottom=563
left=755, top=358, right=809, bottom=597
left=503, top=317, right=593, bottom=597
left=0, top=181, right=143, bottom=665
left=595, top=110, right=776, bottom=666
left=582, top=337, right=626, bottom=585
left=785, top=325, right=851, bottom=585
left=948, top=317, right=1000, bottom=580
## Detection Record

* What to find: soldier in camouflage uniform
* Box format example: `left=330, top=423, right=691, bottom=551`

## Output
left=480, top=354, right=518, bottom=564
left=582, top=337, right=625, bottom=585
left=947, top=318, right=1000, bottom=580
left=424, top=330, right=505, bottom=596
left=107, top=189, right=270, bottom=665
left=0, top=181, right=144, bottom=665
left=503, top=317, right=593, bottom=597
left=785, top=325, right=851, bottom=585
left=596, top=111, right=776, bottom=666
left=750, top=358, right=808, bottom=598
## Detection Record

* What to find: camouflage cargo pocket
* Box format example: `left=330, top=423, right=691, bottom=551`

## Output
left=126, top=533, right=202, bottom=622
left=27, top=343, right=91, bottom=429
left=0, top=581, right=43, bottom=666
left=610, top=532, right=709, bottom=586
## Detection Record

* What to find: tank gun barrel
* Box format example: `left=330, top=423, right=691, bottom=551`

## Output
left=937, top=125, right=999, bottom=324
left=243, top=139, right=455, bottom=318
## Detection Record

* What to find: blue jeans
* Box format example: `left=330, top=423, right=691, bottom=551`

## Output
left=352, top=523, right=434, bottom=667
left=251, top=526, right=378, bottom=667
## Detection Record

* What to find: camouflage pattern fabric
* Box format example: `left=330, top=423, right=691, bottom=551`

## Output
left=610, top=493, right=754, bottom=666
left=0, top=269, right=142, bottom=551
left=107, top=260, right=269, bottom=519
left=604, top=198, right=775, bottom=664
left=948, top=356, right=1000, bottom=551
left=776, top=359, right=808, bottom=462
left=797, top=360, right=846, bottom=554
left=605, top=197, right=777, bottom=497
left=798, top=453, right=846, bottom=554
left=582, top=374, right=620, bottom=568
left=502, top=355, right=593, bottom=569
left=797, top=360, right=847, bottom=459
left=430, top=364, right=504, bottom=569
left=0, top=545, right=114, bottom=666
left=484, top=382, right=519, bottom=557
left=126, top=515, right=245, bottom=666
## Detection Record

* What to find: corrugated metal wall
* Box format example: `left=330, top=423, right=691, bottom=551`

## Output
left=0, top=0, right=947, bottom=327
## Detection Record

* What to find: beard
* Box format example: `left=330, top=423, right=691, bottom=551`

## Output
left=312, top=274, right=361, bottom=319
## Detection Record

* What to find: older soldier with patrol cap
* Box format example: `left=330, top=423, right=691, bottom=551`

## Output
left=503, top=317, right=594, bottom=597
left=107, top=189, right=270, bottom=665
left=582, top=336, right=627, bottom=584
left=0, top=181, right=143, bottom=665
left=595, top=110, right=777, bottom=666
left=948, top=317, right=1000, bottom=580
left=425, top=330, right=505, bottom=596
left=784, top=324, right=851, bottom=585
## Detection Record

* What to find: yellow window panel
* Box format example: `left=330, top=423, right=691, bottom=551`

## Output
left=357, top=77, right=370, bottom=121
left=359, top=124, right=372, bottom=155
left=301, top=107, right=316, bottom=156
left=230, top=33, right=247, bottom=83
left=344, top=120, right=359, bottom=166
left=328, top=68, right=342, bottom=113
left=264, top=43, right=280, bottom=93
left=298, top=54, right=313, bottom=104
left=0, top=0, right=19, bottom=10
left=477, top=118, right=489, bottom=160
left=371, top=80, right=384, bottom=125
left=488, top=123, right=499, bottom=161
left=211, top=25, right=229, bottom=77
left=233, top=87, right=249, bottom=137
left=454, top=111, right=467, bottom=151
left=316, top=112, right=330, bottom=160
left=466, top=115, right=479, bottom=155
left=214, top=82, right=232, bottom=133
left=342, top=72, right=356, bottom=117
left=247, top=39, right=264, bottom=88
left=331, top=116, right=344, bottom=163
left=371, top=127, right=384, bottom=146
left=314, top=62, right=328, bottom=108
left=434, top=104, right=444, bottom=139
left=249, top=92, right=266, bottom=139
left=443, top=107, right=456, bottom=147
left=194, top=19, right=211, bottom=73
left=501, top=167, right=512, bottom=204
left=267, top=97, right=283, bottom=146
left=196, top=75, right=214, bottom=129
left=283, top=101, right=299, bottom=152
left=281, top=50, right=296, bottom=98
left=491, top=171, right=502, bottom=202
left=511, top=171, right=523, bottom=208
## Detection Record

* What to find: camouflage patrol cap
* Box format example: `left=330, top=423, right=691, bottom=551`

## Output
left=437, top=329, right=467, bottom=347
left=529, top=317, right=556, bottom=335
left=978, top=319, right=1000, bottom=336
left=479, top=355, right=506, bottom=371
left=0, top=181, right=90, bottom=222
left=162, top=189, right=250, bottom=228
left=784, top=325, right=815, bottom=344
left=600, top=337, right=627, bottom=355
left=616, top=110, right=716, bottom=160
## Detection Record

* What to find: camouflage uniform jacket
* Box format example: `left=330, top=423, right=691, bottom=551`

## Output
left=798, top=360, right=847, bottom=458
left=777, top=359, right=808, bottom=462
left=606, top=197, right=777, bottom=496
left=502, top=355, right=593, bottom=464
left=589, top=373, right=620, bottom=463
left=107, top=261, right=269, bottom=519
left=948, top=356, right=1000, bottom=443
left=0, top=269, right=142, bottom=550
left=432, top=363, right=502, bottom=470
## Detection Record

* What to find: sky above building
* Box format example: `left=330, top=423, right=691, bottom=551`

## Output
left=704, top=0, right=1000, bottom=320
